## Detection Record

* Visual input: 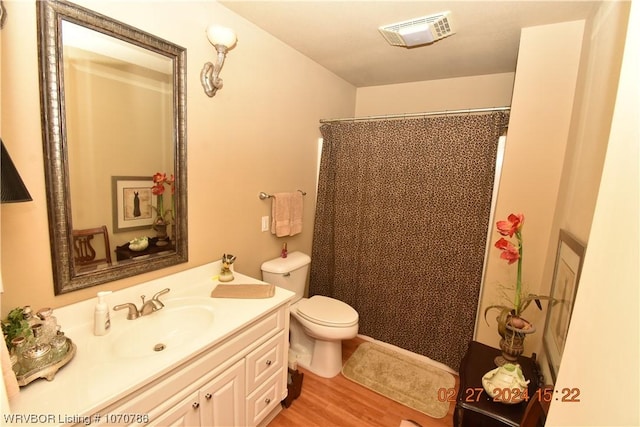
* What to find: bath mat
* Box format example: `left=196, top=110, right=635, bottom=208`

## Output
left=342, top=342, right=454, bottom=418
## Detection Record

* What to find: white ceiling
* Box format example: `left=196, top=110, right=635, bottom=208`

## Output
left=220, top=1, right=600, bottom=87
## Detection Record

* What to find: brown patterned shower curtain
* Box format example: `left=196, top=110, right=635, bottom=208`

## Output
left=309, top=112, right=509, bottom=370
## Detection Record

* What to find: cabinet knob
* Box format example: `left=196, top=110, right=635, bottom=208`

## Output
left=265, top=360, right=272, bottom=366
left=264, top=398, right=271, bottom=405
left=192, top=402, right=200, bottom=409
left=205, top=393, right=212, bottom=400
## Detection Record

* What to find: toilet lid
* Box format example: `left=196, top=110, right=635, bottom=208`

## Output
left=297, top=295, right=358, bottom=327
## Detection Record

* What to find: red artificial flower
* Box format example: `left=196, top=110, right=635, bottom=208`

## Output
left=495, top=237, right=520, bottom=264
left=151, top=183, right=165, bottom=196
left=496, top=213, right=524, bottom=237
left=165, top=174, right=176, bottom=194
left=153, top=172, right=167, bottom=184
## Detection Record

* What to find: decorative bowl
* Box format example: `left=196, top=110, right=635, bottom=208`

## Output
left=481, top=363, right=529, bottom=404
left=129, top=237, right=149, bottom=252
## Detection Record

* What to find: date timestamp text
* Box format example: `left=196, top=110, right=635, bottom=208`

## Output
left=437, top=387, right=581, bottom=404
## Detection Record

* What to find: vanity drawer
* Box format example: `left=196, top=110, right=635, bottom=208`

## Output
left=246, top=373, right=283, bottom=427
left=246, top=331, right=285, bottom=394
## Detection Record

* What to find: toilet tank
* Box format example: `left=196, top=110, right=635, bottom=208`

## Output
left=261, top=251, right=311, bottom=302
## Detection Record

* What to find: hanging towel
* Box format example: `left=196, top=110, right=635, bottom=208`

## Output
left=271, top=192, right=292, bottom=237
left=290, top=190, right=304, bottom=236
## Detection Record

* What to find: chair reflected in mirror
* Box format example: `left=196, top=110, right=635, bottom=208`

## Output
left=72, top=226, right=112, bottom=272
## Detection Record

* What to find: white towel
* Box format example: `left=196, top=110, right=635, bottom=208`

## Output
left=289, top=191, right=303, bottom=236
left=271, top=193, right=292, bottom=237
left=1, top=338, right=19, bottom=400
left=1, top=265, right=19, bottom=400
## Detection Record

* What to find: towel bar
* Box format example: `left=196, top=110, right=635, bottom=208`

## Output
left=259, top=190, right=306, bottom=200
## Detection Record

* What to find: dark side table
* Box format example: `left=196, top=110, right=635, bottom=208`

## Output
left=115, top=237, right=175, bottom=261
left=454, top=341, right=544, bottom=427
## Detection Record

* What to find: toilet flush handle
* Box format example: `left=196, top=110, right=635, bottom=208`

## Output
left=283, top=272, right=291, bottom=277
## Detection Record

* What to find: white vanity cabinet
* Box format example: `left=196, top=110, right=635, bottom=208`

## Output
left=200, top=359, right=246, bottom=426
left=83, top=304, right=289, bottom=427
left=245, top=332, right=286, bottom=425
left=148, top=359, right=245, bottom=427
left=145, top=390, right=201, bottom=427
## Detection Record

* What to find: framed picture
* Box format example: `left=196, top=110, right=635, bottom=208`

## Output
left=543, top=229, right=586, bottom=382
left=112, top=176, right=156, bottom=232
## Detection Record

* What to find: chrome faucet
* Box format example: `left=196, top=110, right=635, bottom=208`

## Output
left=113, top=302, right=140, bottom=320
left=141, top=288, right=170, bottom=315
left=114, top=288, right=170, bottom=320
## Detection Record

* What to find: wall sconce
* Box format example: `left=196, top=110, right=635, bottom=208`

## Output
left=1, top=139, right=32, bottom=203
left=200, top=25, right=237, bottom=97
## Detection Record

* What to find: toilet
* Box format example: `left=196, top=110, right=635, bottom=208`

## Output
left=261, top=251, right=359, bottom=378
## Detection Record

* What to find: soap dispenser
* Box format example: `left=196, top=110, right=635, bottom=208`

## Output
left=94, top=291, right=112, bottom=336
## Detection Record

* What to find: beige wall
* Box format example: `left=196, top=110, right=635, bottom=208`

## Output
left=471, top=1, right=631, bottom=393
left=554, top=0, right=630, bottom=242
left=355, top=73, right=515, bottom=116
left=476, top=20, right=586, bottom=352
left=548, top=2, right=637, bottom=423
left=536, top=0, right=631, bottom=384
left=0, top=0, right=355, bottom=313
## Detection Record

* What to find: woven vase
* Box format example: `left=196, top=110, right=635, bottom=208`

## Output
left=495, top=317, right=536, bottom=366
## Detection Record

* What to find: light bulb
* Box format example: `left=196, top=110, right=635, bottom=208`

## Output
left=206, top=25, right=237, bottom=49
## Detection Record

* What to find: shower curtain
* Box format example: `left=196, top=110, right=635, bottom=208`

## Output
left=309, top=112, right=509, bottom=370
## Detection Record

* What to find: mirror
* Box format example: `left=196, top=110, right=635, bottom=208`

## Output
left=37, top=0, right=188, bottom=294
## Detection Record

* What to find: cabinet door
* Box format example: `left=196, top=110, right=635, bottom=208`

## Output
left=146, top=390, right=201, bottom=427
left=200, top=359, right=246, bottom=427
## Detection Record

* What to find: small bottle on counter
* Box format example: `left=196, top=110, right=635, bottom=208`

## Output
left=10, top=336, right=27, bottom=374
left=36, top=307, right=58, bottom=344
left=281, top=242, right=288, bottom=258
left=22, top=344, right=52, bottom=372
left=31, top=324, right=46, bottom=347
left=22, top=306, right=39, bottom=328
left=22, top=324, right=53, bottom=371
left=94, top=291, right=112, bottom=336
left=50, top=332, right=68, bottom=360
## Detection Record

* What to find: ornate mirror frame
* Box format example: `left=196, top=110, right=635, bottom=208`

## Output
left=37, top=0, right=188, bottom=294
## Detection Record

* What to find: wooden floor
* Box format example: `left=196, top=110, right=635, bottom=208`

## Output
left=268, top=337, right=459, bottom=427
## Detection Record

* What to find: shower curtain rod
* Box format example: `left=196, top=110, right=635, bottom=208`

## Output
left=319, top=106, right=510, bottom=124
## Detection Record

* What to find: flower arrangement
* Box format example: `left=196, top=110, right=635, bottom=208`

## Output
left=2, top=307, right=32, bottom=349
left=151, top=172, right=175, bottom=223
left=485, top=213, right=555, bottom=333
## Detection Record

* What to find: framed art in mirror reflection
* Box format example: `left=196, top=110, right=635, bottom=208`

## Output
left=112, top=176, right=156, bottom=232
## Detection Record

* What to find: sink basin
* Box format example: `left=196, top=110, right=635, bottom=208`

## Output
left=110, top=298, right=215, bottom=359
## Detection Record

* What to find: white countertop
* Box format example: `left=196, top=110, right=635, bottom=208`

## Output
left=7, top=261, right=294, bottom=426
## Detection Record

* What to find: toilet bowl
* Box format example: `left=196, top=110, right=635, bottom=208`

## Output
left=289, top=295, right=358, bottom=378
left=261, top=252, right=359, bottom=378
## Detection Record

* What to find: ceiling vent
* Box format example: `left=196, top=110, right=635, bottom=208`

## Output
left=379, top=11, right=455, bottom=47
